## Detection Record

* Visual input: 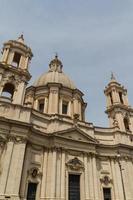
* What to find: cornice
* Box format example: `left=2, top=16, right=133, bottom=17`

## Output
left=105, top=103, right=133, bottom=113
left=0, top=63, right=31, bottom=81
left=3, top=40, right=33, bottom=57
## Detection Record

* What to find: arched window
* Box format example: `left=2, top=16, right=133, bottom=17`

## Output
left=38, top=99, right=45, bottom=113
left=62, top=100, right=69, bottom=114
left=119, top=92, right=124, bottom=104
left=12, top=52, right=21, bottom=67
left=123, top=117, right=130, bottom=131
left=2, top=83, right=15, bottom=99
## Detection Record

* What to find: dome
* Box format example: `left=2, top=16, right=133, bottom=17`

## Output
left=34, top=55, right=76, bottom=89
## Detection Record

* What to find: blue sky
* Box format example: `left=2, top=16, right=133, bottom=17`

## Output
left=0, top=0, right=133, bottom=126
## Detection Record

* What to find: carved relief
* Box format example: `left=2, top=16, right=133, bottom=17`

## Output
left=0, top=135, right=7, bottom=175
left=28, top=167, right=42, bottom=178
left=50, top=90, right=58, bottom=94
left=66, top=157, right=84, bottom=171
left=100, top=175, right=113, bottom=185
left=113, top=118, right=119, bottom=128
left=8, top=135, right=27, bottom=144
left=0, top=135, right=7, bottom=149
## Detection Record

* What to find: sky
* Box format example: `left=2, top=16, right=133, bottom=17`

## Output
left=0, top=0, right=133, bottom=127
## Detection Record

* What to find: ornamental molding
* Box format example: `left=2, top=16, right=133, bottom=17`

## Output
left=100, top=175, right=113, bottom=185
left=0, top=135, right=7, bottom=148
left=0, top=103, right=10, bottom=114
left=28, top=167, right=42, bottom=179
left=66, top=157, right=84, bottom=171
left=8, top=135, right=27, bottom=144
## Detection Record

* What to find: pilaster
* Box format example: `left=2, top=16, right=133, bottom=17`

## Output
left=0, top=140, right=14, bottom=195
left=92, top=155, right=99, bottom=200
left=60, top=150, right=65, bottom=200
left=5, top=137, right=27, bottom=197
left=40, top=149, right=48, bottom=199
left=84, top=153, right=90, bottom=200
left=110, top=158, right=120, bottom=200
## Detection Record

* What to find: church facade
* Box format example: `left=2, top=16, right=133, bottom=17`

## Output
left=0, top=36, right=133, bottom=200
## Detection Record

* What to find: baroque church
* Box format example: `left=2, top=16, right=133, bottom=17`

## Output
left=0, top=35, right=133, bottom=200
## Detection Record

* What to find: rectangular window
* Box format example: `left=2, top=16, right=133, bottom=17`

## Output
left=12, top=52, right=21, bottom=67
left=62, top=101, right=68, bottom=114
left=38, top=99, right=44, bottom=113
left=27, top=182, right=37, bottom=200
left=69, top=174, right=80, bottom=200
left=103, top=188, right=111, bottom=200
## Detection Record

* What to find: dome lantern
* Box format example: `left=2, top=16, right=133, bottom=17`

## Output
left=49, top=54, right=63, bottom=73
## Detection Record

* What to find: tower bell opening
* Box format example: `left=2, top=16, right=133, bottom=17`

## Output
left=12, top=52, right=21, bottom=67
left=2, top=83, right=15, bottom=99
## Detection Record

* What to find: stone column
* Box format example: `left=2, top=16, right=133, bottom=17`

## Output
left=60, top=150, right=65, bottom=200
left=92, top=155, right=99, bottom=200
left=34, top=99, right=38, bottom=110
left=48, top=86, right=59, bottom=114
left=73, top=98, right=79, bottom=114
left=5, top=138, right=26, bottom=197
left=0, top=140, right=14, bottom=196
left=0, top=74, right=3, bottom=83
left=84, top=154, right=90, bottom=200
left=78, top=102, right=82, bottom=120
left=7, top=51, right=14, bottom=65
left=50, top=149, right=57, bottom=198
left=44, top=97, right=48, bottom=113
left=68, top=101, right=71, bottom=116
left=25, top=57, right=29, bottom=69
left=56, top=151, right=61, bottom=198
left=59, top=99, right=62, bottom=115
left=110, top=158, right=120, bottom=200
left=1, top=49, right=9, bottom=63
left=112, top=89, right=117, bottom=103
left=114, top=160, right=124, bottom=200
left=123, top=95, right=129, bottom=106
left=128, top=159, right=133, bottom=198
left=40, top=149, right=48, bottom=199
left=88, top=155, right=94, bottom=200
left=121, top=159, right=131, bottom=199
left=115, top=112, right=125, bottom=131
left=126, top=159, right=133, bottom=199
left=13, top=82, right=26, bottom=105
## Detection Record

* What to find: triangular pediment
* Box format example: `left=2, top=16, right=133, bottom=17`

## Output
left=52, top=127, right=98, bottom=144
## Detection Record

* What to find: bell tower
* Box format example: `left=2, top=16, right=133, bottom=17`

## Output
left=104, top=73, right=133, bottom=132
left=0, top=35, right=33, bottom=105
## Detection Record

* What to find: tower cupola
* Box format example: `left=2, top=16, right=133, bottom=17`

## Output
left=0, top=35, right=33, bottom=105
left=104, top=74, right=133, bottom=132
left=0, top=34, right=33, bottom=69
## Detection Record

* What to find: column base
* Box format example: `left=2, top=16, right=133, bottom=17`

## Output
left=0, top=195, right=20, bottom=200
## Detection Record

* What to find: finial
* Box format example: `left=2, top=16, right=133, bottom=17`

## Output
left=55, top=52, right=58, bottom=59
left=111, top=72, right=116, bottom=80
left=17, top=33, right=24, bottom=43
